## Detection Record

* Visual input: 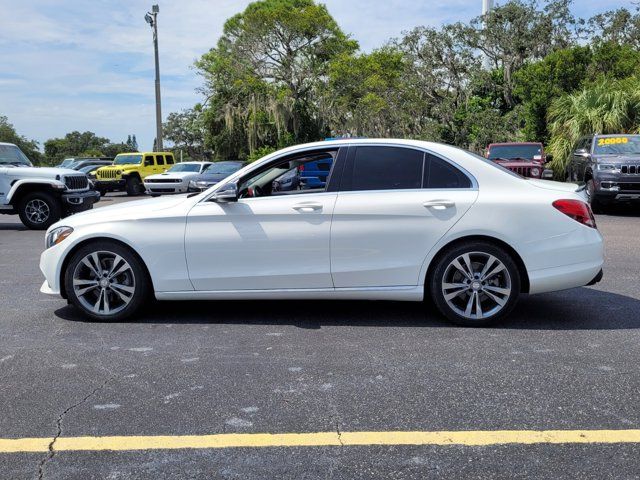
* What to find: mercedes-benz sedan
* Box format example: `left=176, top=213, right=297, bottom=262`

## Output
left=40, top=139, right=604, bottom=326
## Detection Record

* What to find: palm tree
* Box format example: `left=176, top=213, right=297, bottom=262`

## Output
left=547, top=77, right=640, bottom=175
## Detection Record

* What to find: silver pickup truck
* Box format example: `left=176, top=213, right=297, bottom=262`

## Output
left=0, top=142, right=99, bottom=229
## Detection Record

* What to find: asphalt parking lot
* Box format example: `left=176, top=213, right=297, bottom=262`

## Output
left=1, top=194, right=640, bottom=479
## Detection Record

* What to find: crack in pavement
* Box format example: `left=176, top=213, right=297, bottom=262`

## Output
left=336, top=421, right=344, bottom=446
left=36, top=376, right=113, bottom=480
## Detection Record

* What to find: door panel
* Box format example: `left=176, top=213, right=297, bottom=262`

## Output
left=185, top=192, right=337, bottom=291
left=330, top=189, right=478, bottom=287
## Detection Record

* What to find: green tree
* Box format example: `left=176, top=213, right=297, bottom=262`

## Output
left=0, top=116, right=43, bottom=164
left=44, top=131, right=110, bottom=164
left=547, top=77, right=640, bottom=174
left=163, top=107, right=207, bottom=159
left=196, top=0, right=357, bottom=159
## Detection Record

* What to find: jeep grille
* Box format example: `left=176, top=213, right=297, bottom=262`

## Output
left=98, top=170, right=118, bottom=179
left=64, top=175, right=89, bottom=190
left=621, top=164, right=640, bottom=175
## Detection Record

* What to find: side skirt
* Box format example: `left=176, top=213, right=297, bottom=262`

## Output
left=155, top=286, right=424, bottom=302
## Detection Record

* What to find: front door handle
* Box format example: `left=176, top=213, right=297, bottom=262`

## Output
left=292, top=202, right=323, bottom=213
left=423, top=199, right=455, bottom=210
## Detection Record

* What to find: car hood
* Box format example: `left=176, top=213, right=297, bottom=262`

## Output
left=3, top=166, right=79, bottom=179
left=145, top=171, right=198, bottom=180
left=52, top=194, right=195, bottom=230
left=594, top=154, right=640, bottom=163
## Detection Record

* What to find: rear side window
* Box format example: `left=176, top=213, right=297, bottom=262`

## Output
left=166, top=155, right=175, bottom=165
left=349, top=146, right=423, bottom=191
left=424, top=154, right=472, bottom=189
left=156, top=154, right=165, bottom=165
left=144, top=155, right=154, bottom=166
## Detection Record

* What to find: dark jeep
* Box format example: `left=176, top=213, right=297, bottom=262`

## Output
left=566, top=134, right=640, bottom=211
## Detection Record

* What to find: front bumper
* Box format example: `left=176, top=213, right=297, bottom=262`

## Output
left=144, top=182, right=188, bottom=194
left=61, top=190, right=100, bottom=213
left=94, top=179, right=126, bottom=191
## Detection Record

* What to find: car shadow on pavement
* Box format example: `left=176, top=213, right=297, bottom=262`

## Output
left=597, top=204, right=640, bottom=217
left=55, top=287, right=640, bottom=331
left=0, top=222, right=27, bottom=231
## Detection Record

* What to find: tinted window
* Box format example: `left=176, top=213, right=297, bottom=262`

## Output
left=424, top=154, right=472, bottom=189
left=166, top=155, right=175, bottom=164
left=144, top=155, right=154, bottom=166
left=350, top=147, right=423, bottom=191
left=156, top=154, right=165, bottom=165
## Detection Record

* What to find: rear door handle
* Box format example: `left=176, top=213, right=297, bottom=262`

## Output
left=423, top=199, right=455, bottom=210
left=292, top=202, right=323, bottom=213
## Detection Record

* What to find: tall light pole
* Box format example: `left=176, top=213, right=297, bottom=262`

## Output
left=482, top=0, right=494, bottom=69
left=145, top=5, right=163, bottom=152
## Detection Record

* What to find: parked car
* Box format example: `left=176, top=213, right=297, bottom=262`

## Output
left=486, top=142, right=553, bottom=179
left=56, top=157, right=112, bottom=169
left=40, top=139, right=603, bottom=326
left=71, top=159, right=113, bottom=171
left=187, top=161, right=247, bottom=192
left=94, top=152, right=175, bottom=196
left=144, top=161, right=213, bottom=195
left=0, top=142, right=99, bottom=229
left=566, top=134, right=640, bottom=211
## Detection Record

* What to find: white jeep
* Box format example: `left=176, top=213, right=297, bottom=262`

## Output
left=0, top=142, right=100, bottom=230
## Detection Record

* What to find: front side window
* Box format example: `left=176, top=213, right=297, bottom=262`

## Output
left=113, top=154, right=142, bottom=165
left=144, top=155, right=155, bottom=166
left=238, top=150, right=337, bottom=199
left=349, top=146, right=423, bottom=191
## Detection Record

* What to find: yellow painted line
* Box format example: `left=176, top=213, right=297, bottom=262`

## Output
left=1, top=430, right=640, bottom=453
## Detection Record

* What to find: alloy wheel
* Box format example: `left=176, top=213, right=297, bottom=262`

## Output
left=441, top=252, right=512, bottom=320
left=72, top=251, right=136, bottom=316
left=25, top=199, right=50, bottom=224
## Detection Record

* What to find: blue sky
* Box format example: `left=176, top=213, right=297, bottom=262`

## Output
left=0, top=0, right=634, bottom=152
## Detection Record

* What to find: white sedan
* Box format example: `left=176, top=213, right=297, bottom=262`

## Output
left=40, top=139, right=603, bottom=326
left=143, top=161, right=212, bottom=195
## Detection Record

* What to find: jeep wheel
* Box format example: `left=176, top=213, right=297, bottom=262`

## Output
left=125, top=176, right=144, bottom=196
left=585, top=179, right=604, bottom=214
left=17, top=192, right=61, bottom=230
left=64, top=241, right=151, bottom=322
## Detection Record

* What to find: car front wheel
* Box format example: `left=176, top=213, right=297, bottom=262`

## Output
left=17, top=192, right=61, bottom=230
left=64, top=241, right=150, bottom=321
left=429, top=242, right=521, bottom=327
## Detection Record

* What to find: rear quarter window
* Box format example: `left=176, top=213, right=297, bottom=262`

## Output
left=424, top=154, right=472, bottom=189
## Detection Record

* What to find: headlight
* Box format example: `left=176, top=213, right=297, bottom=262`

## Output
left=116, top=170, right=122, bottom=175
left=530, top=168, right=540, bottom=177
left=597, top=164, right=620, bottom=172
left=46, top=226, right=74, bottom=249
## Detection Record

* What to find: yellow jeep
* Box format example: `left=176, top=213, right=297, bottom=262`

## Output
left=94, top=152, right=175, bottom=196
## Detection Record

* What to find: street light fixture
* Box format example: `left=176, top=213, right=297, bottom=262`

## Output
left=145, top=4, right=163, bottom=151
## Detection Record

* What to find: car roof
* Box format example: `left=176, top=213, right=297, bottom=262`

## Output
left=0, top=142, right=18, bottom=146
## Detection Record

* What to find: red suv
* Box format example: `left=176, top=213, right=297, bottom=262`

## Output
left=486, top=142, right=552, bottom=179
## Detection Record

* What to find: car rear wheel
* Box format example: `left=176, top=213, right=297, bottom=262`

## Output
left=429, top=242, right=521, bottom=327
left=64, top=241, right=150, bottom=321
left=17, top=192, right=61, bottom=230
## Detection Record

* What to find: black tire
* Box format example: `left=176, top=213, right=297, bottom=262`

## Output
left=64, top=240, right=151, bottom=322
left=585, top=179, right=604, bottom=214
left=428, top=241, right=521, bottom=327
left=125, top=176, right=143, bottom=196
left=17, top=191, right=61, bottom=230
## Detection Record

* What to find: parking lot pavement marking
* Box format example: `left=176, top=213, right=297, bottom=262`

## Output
left=2, top=430, right=640, bottom=453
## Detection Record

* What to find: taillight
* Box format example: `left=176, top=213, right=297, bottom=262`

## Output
left=552, top=199, right=597, bottom=228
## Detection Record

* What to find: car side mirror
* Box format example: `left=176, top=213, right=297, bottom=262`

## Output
left=211, top=182, right=238, bottom=202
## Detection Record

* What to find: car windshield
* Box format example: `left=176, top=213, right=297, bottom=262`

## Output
left=0, top=144, right=33, bottom=166
left=59, top=158, right=75, bottom=167
left=487, top=145, right=542, bottom=160
left=78, top=165, right=98, bottom=173
left=593, top=135, right=640, bottom=155
left=113, top=154, right=143, bottom=165
left=205, top=162, right=243, bottom=174
left=167, top=163, right=202, bottom=173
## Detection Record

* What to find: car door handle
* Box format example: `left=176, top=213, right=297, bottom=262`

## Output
left=292, top=202, right=323, bottom=213
left=423, top=199, right=455, bottom=210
